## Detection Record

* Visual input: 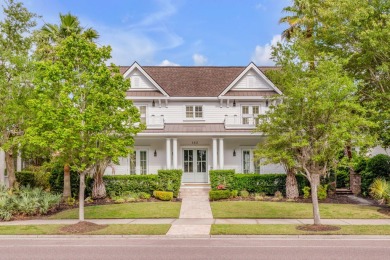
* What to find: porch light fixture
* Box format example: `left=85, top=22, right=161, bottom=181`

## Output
left=154, top=150, right=157, bottom=157
left=152, top=100, right=155, bottom=107
left=233, top=150, right=236, bottom=157
left=233, top=100, right=236, bottom=107
left=265, top=100, right=269, bottom=107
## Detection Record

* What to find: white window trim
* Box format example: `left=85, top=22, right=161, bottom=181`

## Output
left=132, top=147, right=149, bottom=175
left=240, top=147, right=260, bottom=174
left=240, top=104, right=261, bottom=125
left=184, top=105, right=204, bottom=120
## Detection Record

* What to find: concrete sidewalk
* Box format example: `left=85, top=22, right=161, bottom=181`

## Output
left=1, top=218, right=390, bottom=226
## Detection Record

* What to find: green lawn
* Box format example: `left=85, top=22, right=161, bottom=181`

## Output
left=211, top=224, right=390, bottom=235
left=50, top=202, right=181, bottom=219
left=211, top=201, right=389, bottom=219
left=0, top=224, right=170, bottom=235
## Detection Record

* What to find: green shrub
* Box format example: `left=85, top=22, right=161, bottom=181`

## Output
left=16, top=171, right=51, bottom=190
left=139, top=192, right=151, bottom=199
left=156, top=169, right=183, bottom=198
left=210, top=170, right=236, bottom=190
left=240, top=190, right=249, bottom=198
left=369, top=178, right=390, bottom=203
left=302, top=186, right=311, bottom=199
left=230, top=190, right=238, bottom=198
left=104, top=175, right=158, bottom=197
left=153, top=191, right=173, bottom=201
left=336, top=168, right=350, bottom=188
left=361, top=154, right=390, bottom=195
left=209, top=190, right=231, bottom=201
left=318, top=184, right=328, bottom=200
left=0, top=185, right=61, bottom=221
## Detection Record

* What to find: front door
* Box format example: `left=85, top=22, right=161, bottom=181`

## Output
left=182, top=149, right=208, bottom=183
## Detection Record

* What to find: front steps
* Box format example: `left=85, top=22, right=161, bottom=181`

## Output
left=335, top=188, right=353, bottom=195
left=179, top=184, right=210, bottom=198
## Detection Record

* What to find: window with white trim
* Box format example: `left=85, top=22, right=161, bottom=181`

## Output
left=185, top=105, right=203, bottom=119
left=241, top=105, right=260, bottom=125
left=133, top=76, right=140, bottom=88
left=139, top=106, right=147, bottom=124
left=140, top=150, right=147, bottom=175
left=242, top=149, right=261, bottom=174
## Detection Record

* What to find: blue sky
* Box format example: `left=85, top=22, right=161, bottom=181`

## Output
left=19, top=0, right=290, bottom=66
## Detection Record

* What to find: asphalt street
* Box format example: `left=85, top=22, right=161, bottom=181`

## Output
left=0, top=237, right=389, bottom=260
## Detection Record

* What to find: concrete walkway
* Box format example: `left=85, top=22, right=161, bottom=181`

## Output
left=1, top=218, right=390, bottom=226
left=166, top=184, right=213, bottom=237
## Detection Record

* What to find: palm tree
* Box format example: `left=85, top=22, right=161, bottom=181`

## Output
left=37, top=13, right=99, bottom=199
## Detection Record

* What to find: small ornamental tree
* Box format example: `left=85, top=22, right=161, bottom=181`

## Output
left=257, top=45, right=374, bottom=224
left=26, top=34, right=141, bottom=220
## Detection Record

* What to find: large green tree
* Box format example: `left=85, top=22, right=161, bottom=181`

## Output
left=34, top=13, right=99, bottom=199
left=0, top=0, right=36, bottom=187
left=257, top=42, right=374, bottom=224
left=27, top=34, right=141, bottom=220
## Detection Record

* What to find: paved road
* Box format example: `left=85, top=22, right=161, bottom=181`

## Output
left=0, top=237, right=389, bottom=260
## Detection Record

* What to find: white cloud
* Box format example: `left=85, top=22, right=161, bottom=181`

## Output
left=255, top=3, right=266, bottom=11
left=133, top=0, right=177, bottom=27
left=251, top=35, right=281, bottom=65
left=159, top=59, right=180, bottom=66
left=192, top=54, right=208, bottom=66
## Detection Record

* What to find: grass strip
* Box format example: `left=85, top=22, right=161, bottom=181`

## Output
left=211, top=201, right=389, bottom=219
left=0, top=224, right=171, bottom=235
left=50, top=202, right=181, bottom=219
left=211, top=224, right=390, bottom=235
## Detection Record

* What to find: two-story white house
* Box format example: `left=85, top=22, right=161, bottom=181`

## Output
left=106, top=62, right=285, bottom=183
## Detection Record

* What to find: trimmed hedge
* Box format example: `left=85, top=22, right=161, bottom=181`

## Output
left=209, top=190, right=231, bottom=201
left=103, top=169, right=183, bottom=198
left=16, top=171, right=51, bottom=190
left=49, top=165, right=92, bottom=197
left=156, top=169, right=183, bottom=198
left=104, top=175, right=158, bottom=197
left=361, top=154, right=390, bottom=195
left=210, top=170, right=308, bottom=196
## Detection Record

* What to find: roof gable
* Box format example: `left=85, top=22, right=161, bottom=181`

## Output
left=219, top=63, right=282, bottom=96
left=122, top=62, right=169, bottom=96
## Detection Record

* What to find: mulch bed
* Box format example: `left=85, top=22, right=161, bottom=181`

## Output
left=296, top=224, right=341, bottom=232
left=60, top=221, right=108, bottom=234
left=378, top=208, right=390, bottom=216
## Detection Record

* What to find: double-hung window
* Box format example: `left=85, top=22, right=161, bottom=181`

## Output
left=242, top=105, right=260, bottom=125
left=129, top=150, right=148, bottom=175
left=186, top=105, right=203, bottom=119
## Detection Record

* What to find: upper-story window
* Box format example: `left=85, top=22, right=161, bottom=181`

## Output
left=186, top=105, right=203, bottom=119
left=139, top=106, right=147, bottom=124
left=242, top=105, right=259, bottom=125
left=133, top=76, right=140, bottom=88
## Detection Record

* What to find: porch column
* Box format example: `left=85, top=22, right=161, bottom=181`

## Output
left=212, top=138, right=218, bottom=170
left=166, top=138, right=171, bottom=169
left=0, top=150, right=5, bottom=184
left=172, top=138, right=178, bottom=169
left=219, top=138, right=224, bottom=169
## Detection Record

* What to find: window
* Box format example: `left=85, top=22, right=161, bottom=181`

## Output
left=185, top=105, right=203, bottom=119
left=242, top=105, right=260, bottom=125
left=129, top=151, right=136, bottom=175
left=242, top=150, right=251, bottom=173
left=140, top=151, right=147, bottom=174
left=242, top=149, right=261, bottom=174
left=139, top=106, right=146, bottom=124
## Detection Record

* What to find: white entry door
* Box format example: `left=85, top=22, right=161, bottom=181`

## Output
left=182, top=149, right=208, bottom=183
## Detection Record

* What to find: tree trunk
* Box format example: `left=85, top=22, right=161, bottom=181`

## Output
left=92, top=161, right=107, bottom=199
left=63, top=164, right=71, bottom=199
left=310, top=174, right=321, bottom=225
left=5, top=151, right=16, bottom=188
left=78, top=171, right=86, bottom=221
left=286, top=168, right=299, bottom=199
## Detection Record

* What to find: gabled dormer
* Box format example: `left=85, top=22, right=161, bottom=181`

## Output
left=219, top=62, right=282, bottom=98
left=122, top=62, right=169, bottom=99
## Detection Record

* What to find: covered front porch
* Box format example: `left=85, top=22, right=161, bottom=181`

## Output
left=106, top=135, right=285, bottom=183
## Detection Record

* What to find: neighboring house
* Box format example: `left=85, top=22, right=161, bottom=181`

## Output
left=104, top=62, right=285, bottom=183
